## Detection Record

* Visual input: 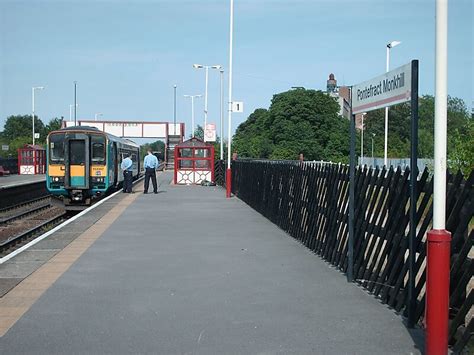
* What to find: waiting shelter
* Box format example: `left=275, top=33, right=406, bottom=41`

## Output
left=18, top=144, right=46, bottom=175
left=174, top=137, right=214, bottom=184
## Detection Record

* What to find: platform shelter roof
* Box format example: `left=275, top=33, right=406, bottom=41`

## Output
left=175, top=137, right=211, bottom=149
left=21, top=144, right=45, bottom=151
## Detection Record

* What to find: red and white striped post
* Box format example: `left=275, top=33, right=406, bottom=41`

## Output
left=426, top=0, right=451, bottom=354
left=226, top=0, right=234, bottom=198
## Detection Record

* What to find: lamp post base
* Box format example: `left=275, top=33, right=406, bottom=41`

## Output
left=426, top=229, right=451, bottom=355
left=226, top=168, right=232, bottom=198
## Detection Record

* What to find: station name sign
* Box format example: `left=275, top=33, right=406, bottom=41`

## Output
left=351, top=62, right=413, bottom=114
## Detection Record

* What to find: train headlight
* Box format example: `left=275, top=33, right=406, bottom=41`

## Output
left=54, top=177, right=59, bottom=182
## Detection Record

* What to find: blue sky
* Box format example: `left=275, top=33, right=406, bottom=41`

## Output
left=0, top=0, right=472, bottom=139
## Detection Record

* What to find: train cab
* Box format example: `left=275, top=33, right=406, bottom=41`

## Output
left=47, top=127, right=140, bottom=207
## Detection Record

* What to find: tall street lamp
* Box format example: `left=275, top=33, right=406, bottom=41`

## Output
left=219, top=68, right=225, bottom=160
left=69, top=104, right=78, bottom=122
left=226, top=0, right=234, bottom=198
left=32, top=86, right=45, bottom=145
left=193, top=64, right=222, bottom=132
left=74, top=81, right=78, bottom=126
left=173, top=84, right=177, bottom=135
left=95, top=113, right=103, bottom=121
left=183, top=94, right=202, bottom=138
left=384, top=40, right=401, bottom=166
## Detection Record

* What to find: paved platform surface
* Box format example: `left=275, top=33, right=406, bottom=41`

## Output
left=0, top=172, right=422, bottom=354
left=0, top=174, right=45, bottom=189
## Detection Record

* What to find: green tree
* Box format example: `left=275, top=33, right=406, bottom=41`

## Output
left=233, top=89, right=349, bottom=162
left=363, top=95, right=472, bottom=162
left=44, top=117, right=63, bottom=136
left=3, top=115, right=45, bottom=143
left=140, top=140, right=166, bottom=160
left=192, top=125, right=204, bottom=141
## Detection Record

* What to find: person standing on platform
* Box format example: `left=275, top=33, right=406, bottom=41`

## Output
left=121, top=154, right=134, bottom=193
left=143, top=149, right=159, bottom=194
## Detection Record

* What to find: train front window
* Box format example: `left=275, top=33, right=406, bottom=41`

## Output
left=69, top=140, right=85, bottom=165
left=49, top=134, right=65, bottom=163
left=91, top=135, right=106, bottom=164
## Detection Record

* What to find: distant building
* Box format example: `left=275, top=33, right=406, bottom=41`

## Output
left=326, top=73, right=364, bottom=129
left=326, top=74, right=351, bottom=120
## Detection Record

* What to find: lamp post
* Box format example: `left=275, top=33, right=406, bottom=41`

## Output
left=193, top=64, right=222, bottom=132
left=371, top=133, right=376, bottom=166
left=426, top=0, right=450, bottom=353
left=173, top=84, right=177, bottom=135
left=226, top=0, right=234, bottom=198
left=94, top=113, right=103, bottom=121
left=384, top=40, right=401, bottom=166
left=183, top=95, right=202, bottom=138
left=69, top=104, right=78, bottom=122
left=220, top=69, right=224, bottom=160
left=361, top=113, right=366, bottom=166
left=32, top=86, right=45, bottom=145
left=74, top=81, right=78, bottom=126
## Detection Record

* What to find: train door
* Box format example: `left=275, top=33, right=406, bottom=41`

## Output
left=111, top=142, right=118, bottom=186
left=65, top=135, right=90, bottom=189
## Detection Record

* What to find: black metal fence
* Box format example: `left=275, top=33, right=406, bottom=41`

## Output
left=215, top=160, right=226, bottom=187
left=230, top=160, right=473, bottom=352
left=0, top=158, right=18, bottom=174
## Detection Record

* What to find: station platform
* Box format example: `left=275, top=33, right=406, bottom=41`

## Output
left=0, top=172, right=422, bottom=354
left=0, top=174, right=45, bottom=189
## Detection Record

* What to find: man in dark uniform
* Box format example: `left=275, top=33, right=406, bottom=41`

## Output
left=121, top=154, right=134, bottom=193
left=143, top=149, right=159, bottom=194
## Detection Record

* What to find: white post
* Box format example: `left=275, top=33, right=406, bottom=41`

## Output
left=226, top=0, right=234, bottom=198
left=204, top=66, right=209, bottom=132
left=191, top=96, right=195, bottom=138
left=361, top=113, right=366, bottom=165
left=220, top=69, right=224, bottom=160
left=384, top=47, right=390, bottom=167
left=32, top=88, right=35, bottom=146
left=227, top=0, right=234, bottom=170
left=433, top=0, right=448, bottom=229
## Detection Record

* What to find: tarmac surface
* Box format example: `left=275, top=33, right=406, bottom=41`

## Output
left=0, top=172, right=423, bottom=354
left=0, top=174, right=45, bottom=189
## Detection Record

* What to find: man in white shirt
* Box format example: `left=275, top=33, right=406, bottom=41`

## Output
left=143, top=149, right=159, bottom=194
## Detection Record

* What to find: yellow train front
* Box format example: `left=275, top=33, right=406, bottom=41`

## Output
left=46, top=126, right=140, bottom=208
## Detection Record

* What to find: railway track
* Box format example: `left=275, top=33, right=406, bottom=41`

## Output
left=0, top=198, right=71, bottom=257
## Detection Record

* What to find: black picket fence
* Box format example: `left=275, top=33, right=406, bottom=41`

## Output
left=0, top=158, right=18, bottom=174
left=215, top=160, right=226, bottom=187
left=229, top=160, right=473, bottom=353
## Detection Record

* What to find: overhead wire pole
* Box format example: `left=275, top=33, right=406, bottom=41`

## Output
left=426, top=0, right=450, bottom=353
left=226, top=0, right=234, bottom=198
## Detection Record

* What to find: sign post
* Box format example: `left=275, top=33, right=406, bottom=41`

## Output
left=350, top=60, right=419, bottom=327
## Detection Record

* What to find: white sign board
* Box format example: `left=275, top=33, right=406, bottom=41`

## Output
left=351, top=62, right=412, bottom=114
left=34, top=133, right=40, bottom=139
left=1, top=145, right=9, bottom=151
left=204, top=123, right=216, bottom=142
left=232, top=101, right=244, bottom=113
